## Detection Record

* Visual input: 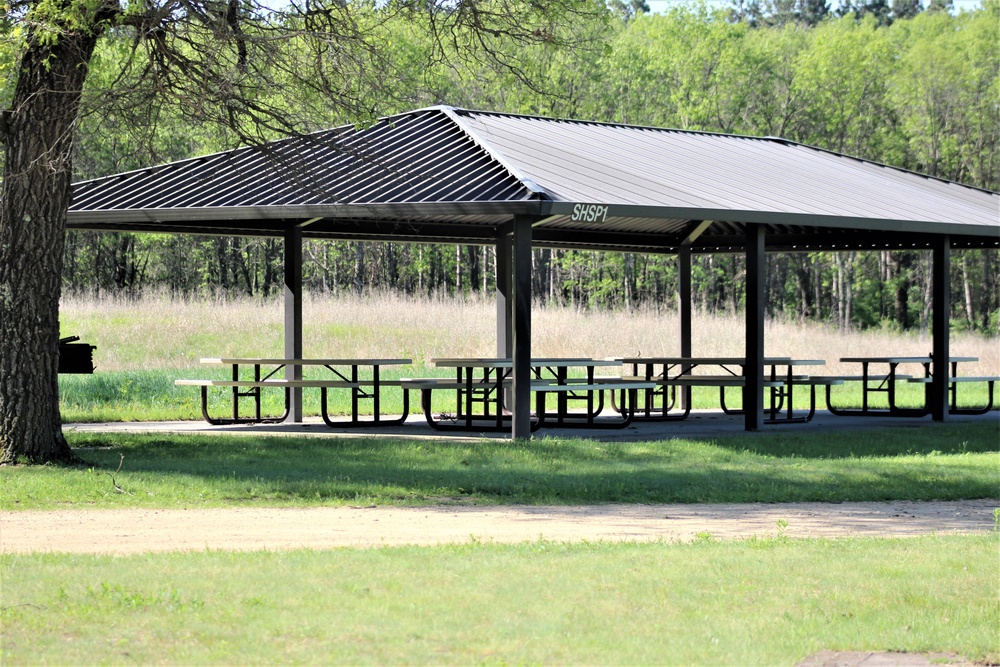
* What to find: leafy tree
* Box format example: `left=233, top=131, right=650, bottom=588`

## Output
left=790, top=15, right=895, bottom=155
left=797, top=0, right=831, bottom=26
left=891, top=0, right=922, bottom=21
left=0, top=0, right=603, bottom=464
left=610, top=0, right=650, bottom=22
left=856, top=0, right=894, bottom=25
left=926, top=0, right=954, bottom=12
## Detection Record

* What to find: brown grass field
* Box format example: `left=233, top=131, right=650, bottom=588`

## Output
left=60, top=292, right=999, bottom=376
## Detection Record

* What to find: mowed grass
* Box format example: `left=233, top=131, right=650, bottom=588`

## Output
left=2, top=536, right=998, bottom=665
left=2, top=421, right=997, bottom=510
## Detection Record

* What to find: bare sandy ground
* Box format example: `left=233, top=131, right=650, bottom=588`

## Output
left=2, top=499, right=996, bottom=555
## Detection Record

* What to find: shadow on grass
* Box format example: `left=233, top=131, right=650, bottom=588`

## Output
left=57, top=420, right=1000, bottom=506
left=707, top=420, right=1000, bottom=459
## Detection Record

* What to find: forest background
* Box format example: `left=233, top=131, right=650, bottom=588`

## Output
left=22, top=0, right=1000, bottom=333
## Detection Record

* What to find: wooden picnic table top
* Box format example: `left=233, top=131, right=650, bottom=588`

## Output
left=200, top=357, right=412, bottom=366
left=431, top=357, right=620, bottom=368
left=839, top=356, right=977, bottom=364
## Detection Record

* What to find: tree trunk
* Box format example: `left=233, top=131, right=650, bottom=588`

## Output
left=844, top=251, right=856, bottom=330
left=352, top=242, right=364, bottom=295
left=835, top=253, right=847, bottom=331
left=961, top=253, right=975, bottom=330
left=894, top=252, right=912, bottom=330
left=1, top=28, right=101, bottom=464
left=794, top=254, right=812, bottom=321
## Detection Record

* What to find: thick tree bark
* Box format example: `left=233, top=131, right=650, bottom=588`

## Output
left=1, top=29, right=100, bottom=464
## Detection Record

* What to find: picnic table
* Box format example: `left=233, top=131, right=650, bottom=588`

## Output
left=175, top=357, right=411, bottom=426
left=827, top=356, right=983, bottom=417
left=403, top=358, right=655, bottom=431
left=611, top=357, right=830, bottom=424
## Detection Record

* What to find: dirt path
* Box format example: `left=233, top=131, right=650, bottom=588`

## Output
left=2, top=499, right=996, bottom=555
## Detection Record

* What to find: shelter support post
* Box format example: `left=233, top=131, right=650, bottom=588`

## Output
left=284, top=225, right=303, bottom=422
left=495, top=234, right=513, bottom=359
left=931, top=236, right=951, bottom=422
left=744, top=224, right=766, bottom=431
left=511, top=216, right=534, bottom=439
left=678, top=245, right=693, bottom=410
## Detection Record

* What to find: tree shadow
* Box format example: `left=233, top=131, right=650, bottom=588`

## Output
left=64, top=420, right=1000, bottom=505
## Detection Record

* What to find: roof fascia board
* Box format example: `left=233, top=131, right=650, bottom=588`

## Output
left=538, top=202, right=999, bottom=238
left=66, top=201, right=545, bottom=226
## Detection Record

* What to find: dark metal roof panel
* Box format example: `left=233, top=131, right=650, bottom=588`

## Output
left=70, top=110, right=535, bottom=211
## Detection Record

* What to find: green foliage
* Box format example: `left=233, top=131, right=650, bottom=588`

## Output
left=37, top=3, right=1000, bottom=332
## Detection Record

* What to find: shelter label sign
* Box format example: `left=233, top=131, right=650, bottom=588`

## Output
left=571, top=204, right=609, bottom=223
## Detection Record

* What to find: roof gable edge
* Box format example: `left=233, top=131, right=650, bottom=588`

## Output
left=440, top=107, right=551, bottom=201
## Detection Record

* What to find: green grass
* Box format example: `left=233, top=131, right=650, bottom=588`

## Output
left=58, top=368, right=997, bottom=422
left=2, top=536, right=997, bottom=665
left=59, top=367, right=432, bottom=422
left=3, top=421, right=997, bottom=510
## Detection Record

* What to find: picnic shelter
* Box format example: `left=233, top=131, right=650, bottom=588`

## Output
left=66, top=106, right=1000, bottom=437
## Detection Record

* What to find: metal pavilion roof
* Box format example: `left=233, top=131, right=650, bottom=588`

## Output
left=68, top=106, right=1000, bottom=253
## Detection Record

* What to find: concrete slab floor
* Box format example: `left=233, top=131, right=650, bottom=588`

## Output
left=64, top=409, right=999, bottom=442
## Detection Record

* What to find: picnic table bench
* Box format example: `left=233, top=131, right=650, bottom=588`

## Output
left=611, top=357, right=833, bottom=424
left=823, top=356, right=987, bottom=417
left=904, top=376, right=999, bottom=415
left=176, top=358, right=411, bottom=426
left=402, top=358, right=657, bottom=431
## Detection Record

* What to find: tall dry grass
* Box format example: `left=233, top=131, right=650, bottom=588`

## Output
left=59, top=292, right=999, bottom=375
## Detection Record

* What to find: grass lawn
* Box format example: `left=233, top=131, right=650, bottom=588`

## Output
left=4, top=407, right=998, bottom=664
left=1, top=421, right=997, bottom=510
left=2, top=536, right=997, bottom=665
left=23, top=295, right=995, bottom=664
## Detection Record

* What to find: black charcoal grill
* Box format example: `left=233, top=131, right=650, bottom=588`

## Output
left=59, top=336, right=96, bottom=374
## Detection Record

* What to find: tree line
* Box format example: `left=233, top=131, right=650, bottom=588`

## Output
left=63, top=2, right=1000, bottom=333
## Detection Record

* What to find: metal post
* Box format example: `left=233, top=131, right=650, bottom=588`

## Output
left=931, top=236, right=950, bottom=422
left=511, top=216, right=533, bottom=439
left=495, top=234, right=513, bottom=359
left=678, top=244, right=693, bottom=410
left=284, top=226, right=303, bottom=422
left=744, top=224, right=765, bottom=431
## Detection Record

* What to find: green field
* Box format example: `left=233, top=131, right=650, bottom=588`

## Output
left=2, top=536, right=997, bottom=664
